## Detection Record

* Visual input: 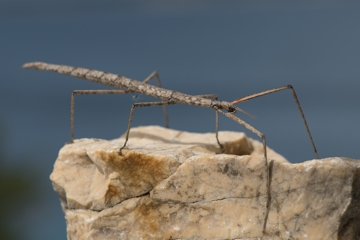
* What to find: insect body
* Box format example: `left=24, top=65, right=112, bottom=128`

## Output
left=23, top=61, right=319, bottom=233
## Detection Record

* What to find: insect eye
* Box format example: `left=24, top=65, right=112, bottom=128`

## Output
left=228, top=106, right=237, bottom=113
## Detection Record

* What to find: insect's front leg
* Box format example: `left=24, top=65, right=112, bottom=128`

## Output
left=231, top=85, right=319, bottom=159
left=217, top=109, right=271, bottom=234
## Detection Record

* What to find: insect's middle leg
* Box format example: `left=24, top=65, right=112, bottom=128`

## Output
left=70, top=89, right=127, bottom=142
left=195, top=94, right=224, bottom=153
left=119, top=101, right=172, bottom=154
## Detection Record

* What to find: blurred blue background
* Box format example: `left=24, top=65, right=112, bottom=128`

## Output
left=1, top=1, right=360, bottom=239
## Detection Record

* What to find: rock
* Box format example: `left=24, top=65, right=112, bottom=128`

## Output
left=50, top=126, right=360, bottom=239
left=50, top=126, right=287, bottom=212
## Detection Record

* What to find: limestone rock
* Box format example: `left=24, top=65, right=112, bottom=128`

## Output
left=50, top=126, right=286, bottom=211
left=50, top=126, right=360, bottom=239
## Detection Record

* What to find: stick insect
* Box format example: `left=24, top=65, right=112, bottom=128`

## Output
left=22, top=62, right=319, bottom=234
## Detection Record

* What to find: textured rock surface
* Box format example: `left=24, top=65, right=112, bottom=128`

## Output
left=50, top=126, right=360, bottom=240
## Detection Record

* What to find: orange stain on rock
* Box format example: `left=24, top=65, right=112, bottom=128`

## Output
left=95, top=150, right=179, bottom=204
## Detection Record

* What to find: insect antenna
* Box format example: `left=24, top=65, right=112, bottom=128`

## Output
left=233, top=106, right=257, bottom=119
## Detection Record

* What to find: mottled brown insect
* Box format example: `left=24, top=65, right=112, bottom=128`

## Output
left=23, top=61, right=319, bottom=233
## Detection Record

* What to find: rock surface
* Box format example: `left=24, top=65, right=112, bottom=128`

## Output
left=50, top=126, right=360, bottom=240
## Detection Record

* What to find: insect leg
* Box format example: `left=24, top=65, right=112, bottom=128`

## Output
left=119, top=101, right=171, bottom=154
left=142, top=71, right=169, bottom=128
left=231, top=85, right=319, bottom=159
left=70, top=90, right=127, bottom=143
left=217, top=109, right=271, bottom=234
left=195, top=94, right=224, bottom=153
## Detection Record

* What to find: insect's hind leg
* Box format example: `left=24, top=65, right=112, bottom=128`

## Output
left=217, top=109, right=271, bottom=234
left=231, top=85, right=319, bottom=159
left=70, top=89, right=127, bottom=143
left=119, top=101, right=172, bottom=154
left=142, top=71, right=169, bottom=128
left=195, top=94, right=224, bottom=153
